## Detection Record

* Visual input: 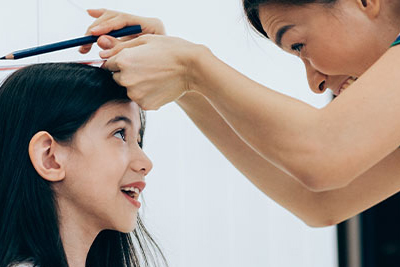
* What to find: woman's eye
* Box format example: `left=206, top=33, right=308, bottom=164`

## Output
left=291, top=43, right=304, bottom=53
left=114, top=129, right=126, bottom=141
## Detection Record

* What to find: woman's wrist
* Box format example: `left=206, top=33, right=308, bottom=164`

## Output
left=184, top=44, right=215, bottom=96
left=175, top=92, right=201, bottom=114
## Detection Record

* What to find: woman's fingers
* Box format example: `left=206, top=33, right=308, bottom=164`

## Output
left=79, top=9, right=119, bottom=53
left=120, top=35, right=141, bottom=42
left=103, top=36, right=150, bottom=71
left=100, top=35, right=148, bottom=59
left=87, top=8, right=106, bottom=18
left=79, top=10, right=166, bottom=54
left=97, top=35, right=121, bottom=50
left=112, top=71, right=123, bottom=85
left=85, top=11, right=118, bottom=36
left=79, top=44, right=92, bottom=54
left=90, top=17, right=130, bottom=36
left=104, top=56, right=121, bottom=72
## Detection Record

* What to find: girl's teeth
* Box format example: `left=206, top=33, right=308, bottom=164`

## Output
left=121, top=186, right=140, bottom=194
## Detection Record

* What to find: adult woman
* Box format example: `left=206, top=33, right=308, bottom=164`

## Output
left=0, top=63, right=167, bottom=267
left=80, top=0, right=400, bottom=227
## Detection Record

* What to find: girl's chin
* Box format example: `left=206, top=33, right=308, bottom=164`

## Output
left=115, top=218, right=138, bottom=233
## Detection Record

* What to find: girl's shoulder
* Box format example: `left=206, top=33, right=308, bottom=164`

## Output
left=8, top=262, right=35, bottom=267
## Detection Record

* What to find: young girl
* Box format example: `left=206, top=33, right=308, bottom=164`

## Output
left=0, top=63, right=167, bottom=267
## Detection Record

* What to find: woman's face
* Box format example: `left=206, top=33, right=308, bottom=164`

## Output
left=258, top=1, right=391, bottom=96
left=54, top=101, right=152, bottom=233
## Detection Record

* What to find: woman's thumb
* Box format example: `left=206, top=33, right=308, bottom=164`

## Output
left=97, top=35, right=121, bottom=50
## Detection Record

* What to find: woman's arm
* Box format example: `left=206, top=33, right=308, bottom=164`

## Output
left=176, top=92, right=400, bottom=227
left=89, top=9, right=400, bottom=192
left=187, top=45, right=400, bottom=191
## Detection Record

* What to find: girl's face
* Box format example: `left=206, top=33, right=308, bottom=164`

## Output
left=258, top=1, right=394, bottom=96
left=54, top=101, right=152, bottom=234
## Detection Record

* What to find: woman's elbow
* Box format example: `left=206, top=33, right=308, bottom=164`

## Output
left=301, top=212, right=347, bottom=228
left=294, top=166, right=351, bottom=193
left=289, top=135, right=355, bottom=192
left=304, top=216, right=343, bottom=228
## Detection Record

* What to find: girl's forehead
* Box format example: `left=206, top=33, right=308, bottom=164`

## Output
left=86, top=101, right=141, bottom=129
left=100, top=101, right=140, bottom=115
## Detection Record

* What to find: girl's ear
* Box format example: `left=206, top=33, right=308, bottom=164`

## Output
left=28, top=131, right=66, bottom=182
left=356, top=0, right=381, bottom=18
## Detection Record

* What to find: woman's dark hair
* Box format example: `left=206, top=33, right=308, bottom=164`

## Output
left=242, top=0, right=337, bottom=38
left=0, top=63, right=167, bottom=267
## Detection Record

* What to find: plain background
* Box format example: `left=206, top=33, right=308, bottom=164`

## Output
left=0, top=1, right=337, bottom=266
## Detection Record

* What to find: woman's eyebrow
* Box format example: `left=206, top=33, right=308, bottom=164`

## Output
left=105, top=115, right=133, bottom=126
left=275, top=24, right=295, bottom=47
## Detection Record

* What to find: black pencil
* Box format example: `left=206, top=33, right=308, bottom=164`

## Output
left=0, top=25, right=142, bottom=60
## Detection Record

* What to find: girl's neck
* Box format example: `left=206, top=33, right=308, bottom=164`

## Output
left=58, top=200, right=101, bottom=267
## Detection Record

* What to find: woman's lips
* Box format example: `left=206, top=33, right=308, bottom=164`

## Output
left=333, top=77, right=357, bottom=96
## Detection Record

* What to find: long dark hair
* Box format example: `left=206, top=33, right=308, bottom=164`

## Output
left=0, top=63, right=167, bottom=267
left=242, top=0, right=337, bottom=37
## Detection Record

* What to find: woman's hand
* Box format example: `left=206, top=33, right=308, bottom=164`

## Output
left=80, top=8, right=206, bottom=110
left=103, top=34, right=204, bottom=110
left=79, top=9, right=165, bottom=54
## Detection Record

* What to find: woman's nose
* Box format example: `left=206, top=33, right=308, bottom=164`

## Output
left=302, top=58, right=327, bottom=94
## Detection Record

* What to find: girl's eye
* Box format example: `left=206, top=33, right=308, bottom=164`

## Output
left=291, top=43, right=304, bottom=53
left=114, top=129, right=126, bottom=142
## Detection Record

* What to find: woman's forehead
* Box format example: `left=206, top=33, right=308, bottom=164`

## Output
left=258, top=3, right=337, bottom=43
left=258, top=4, right=307, bottom=42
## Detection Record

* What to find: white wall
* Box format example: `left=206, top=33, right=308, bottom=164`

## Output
left=0, top=1, right=337, bottom=266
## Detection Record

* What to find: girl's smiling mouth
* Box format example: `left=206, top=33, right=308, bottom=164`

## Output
left=121, top=181, right=146, bottom=208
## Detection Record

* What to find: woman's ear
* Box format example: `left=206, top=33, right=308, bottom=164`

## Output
left=356, top=0, right=380, bottom=18
left=28, top=131, right=66, bottom=182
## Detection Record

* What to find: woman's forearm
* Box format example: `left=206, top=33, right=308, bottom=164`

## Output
left=176, top=92, right=400, bottom=227
left=188, top=47, right=329, bottom=190
left=176, top=92, right=326, bottom=226
left=187, top=46, right=400, bottom=191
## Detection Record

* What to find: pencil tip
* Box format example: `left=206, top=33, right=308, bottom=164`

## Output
left=0, top=56, right=5, bottom=60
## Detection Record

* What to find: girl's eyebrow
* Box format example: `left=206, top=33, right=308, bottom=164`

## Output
left=106, top=115, right=143, bottom=136
left=105, top=115, right=133, bottom=127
